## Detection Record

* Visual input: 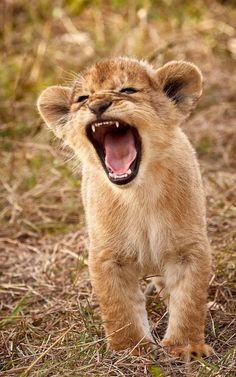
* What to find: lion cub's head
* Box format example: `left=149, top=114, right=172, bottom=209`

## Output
left=38, top=57, right=202, bottom=186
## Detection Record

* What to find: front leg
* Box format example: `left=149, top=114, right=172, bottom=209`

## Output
left=162, top=243, right=213, bottom=361
left=89, top=249, right=154, bottom=353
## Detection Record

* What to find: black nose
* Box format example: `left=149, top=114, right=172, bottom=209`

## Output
left=88, top=100, right=112, bottom=116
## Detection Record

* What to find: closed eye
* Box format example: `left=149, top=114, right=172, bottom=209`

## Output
left=119, top=87, right=138, bottom=94
left=76, top=95, right=89, bottom=103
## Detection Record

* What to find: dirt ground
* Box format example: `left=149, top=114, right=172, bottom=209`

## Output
left=0, top=1, right=235, bottom=376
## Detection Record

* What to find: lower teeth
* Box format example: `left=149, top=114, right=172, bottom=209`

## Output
left=109, top=169, right=132, bottom=179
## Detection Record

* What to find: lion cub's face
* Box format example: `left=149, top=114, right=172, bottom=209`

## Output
left=38, top=58, right=202, bottom=186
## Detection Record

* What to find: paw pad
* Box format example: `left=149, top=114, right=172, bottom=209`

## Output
left=162, top=341, right=213, bottom=362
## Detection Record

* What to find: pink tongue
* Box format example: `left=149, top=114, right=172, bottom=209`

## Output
left=104, top=130, right=137, bottom=174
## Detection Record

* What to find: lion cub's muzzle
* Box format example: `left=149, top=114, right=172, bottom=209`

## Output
left=86, top=120, right=141, bottom=185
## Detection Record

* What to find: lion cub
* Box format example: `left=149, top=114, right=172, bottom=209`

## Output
left=38, top=57, right=213, bottom=361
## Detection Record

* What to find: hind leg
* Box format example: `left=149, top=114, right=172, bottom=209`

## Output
left=153, top=276, right=169, bottom=304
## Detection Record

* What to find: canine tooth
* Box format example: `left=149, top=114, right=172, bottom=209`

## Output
left=92, top=125, right=96, bottom=132
left=116, top=122, right=119, bottom=128
left=127, top=169, right=132, bottom=175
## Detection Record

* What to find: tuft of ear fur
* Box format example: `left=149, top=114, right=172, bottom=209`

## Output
left=155, top=61, right=203, bottom=116
left=37, top=86, right=72, bottom=138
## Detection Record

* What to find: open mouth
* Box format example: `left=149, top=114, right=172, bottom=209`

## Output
left=86, top=120, right=141, bottom=185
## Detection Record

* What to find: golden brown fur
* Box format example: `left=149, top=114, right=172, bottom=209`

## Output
left=37, top=57, right=213, bottom=360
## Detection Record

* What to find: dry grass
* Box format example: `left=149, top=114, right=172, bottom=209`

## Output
left=0, top=0, right=235, bottom=376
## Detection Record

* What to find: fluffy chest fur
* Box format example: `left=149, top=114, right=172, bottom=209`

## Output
left=83, top=177, right=167, bottom=275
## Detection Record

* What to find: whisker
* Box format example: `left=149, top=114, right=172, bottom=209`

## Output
left=61, top=70, right=86, bottom=87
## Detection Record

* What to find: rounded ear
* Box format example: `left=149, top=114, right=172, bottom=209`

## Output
left=37, top=86, right=72, bottom=138
left=155, top=61, right=203, bottom=116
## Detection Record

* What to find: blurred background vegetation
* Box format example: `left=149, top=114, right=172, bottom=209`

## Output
left=0, top=1, right=235, bottom=376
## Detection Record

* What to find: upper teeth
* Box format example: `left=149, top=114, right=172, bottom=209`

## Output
left=91, top=121, right=119, bottom=130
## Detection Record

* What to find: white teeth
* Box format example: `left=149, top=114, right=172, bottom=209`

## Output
left=91, top=121, right=120, bottom=128
left=109, top=171, right=130, bottom=179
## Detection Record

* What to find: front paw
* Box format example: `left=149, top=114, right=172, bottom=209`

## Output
left=161, top=339, right=213, bottom=361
